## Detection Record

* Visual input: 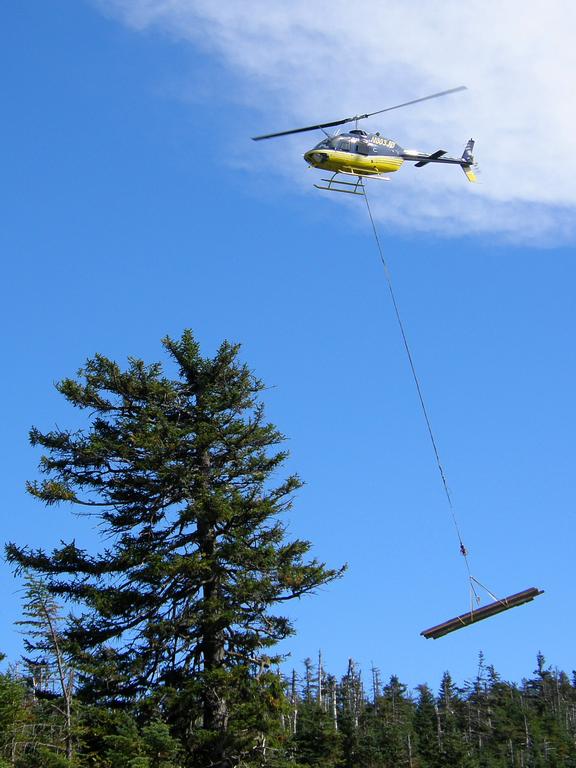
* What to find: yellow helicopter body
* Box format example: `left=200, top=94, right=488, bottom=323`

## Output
left=301, top=130, right=477, bottom=193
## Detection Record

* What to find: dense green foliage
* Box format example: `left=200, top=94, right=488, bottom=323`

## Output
left=1, top=652, right=576, bottom=766
left=285, top=653, right=576, bottom=768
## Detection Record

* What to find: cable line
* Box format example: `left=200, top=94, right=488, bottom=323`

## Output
left=362, top=187, right=475, bottom=587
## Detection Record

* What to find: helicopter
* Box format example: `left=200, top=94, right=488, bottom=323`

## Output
left=252, top=86, right=477, bottom=195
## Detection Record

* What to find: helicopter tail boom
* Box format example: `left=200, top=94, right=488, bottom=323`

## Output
left=402, top=138, right=477, bottom=182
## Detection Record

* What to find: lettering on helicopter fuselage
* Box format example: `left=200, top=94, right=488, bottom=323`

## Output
left=371, top=136, right=396, bottom=149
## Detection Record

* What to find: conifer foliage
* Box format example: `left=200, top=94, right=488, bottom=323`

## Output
left=6, top=331, right=344, bottom=765
left=284, top=654, right=576, bottom=768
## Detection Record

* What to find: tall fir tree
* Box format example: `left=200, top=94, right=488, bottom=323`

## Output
left=436, top=672, right=475, bottom=768
left=7, top=331, right=344, bottom=767
left=414, top=684, right=442, bottom=768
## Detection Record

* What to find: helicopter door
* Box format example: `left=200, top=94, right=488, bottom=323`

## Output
left=356, top=142, right=370, bottom=155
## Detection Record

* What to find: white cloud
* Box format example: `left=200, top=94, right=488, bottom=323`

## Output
left=95, top=0, right=576, bottom=242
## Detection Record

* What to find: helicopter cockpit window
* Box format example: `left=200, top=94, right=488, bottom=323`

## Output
left=335, top=140, right=351, bottom=152
left=314, top=139, right=331, bottom=149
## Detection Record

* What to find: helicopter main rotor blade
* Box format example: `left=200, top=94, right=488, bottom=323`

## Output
left=251, top=86, right=467, bottom=141
left=356, top=86, right=467, bottom=120
left=252, top=117, right=356, bottom=141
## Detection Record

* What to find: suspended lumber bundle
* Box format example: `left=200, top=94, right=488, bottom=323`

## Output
left=421, top=587, right=544, bottom=640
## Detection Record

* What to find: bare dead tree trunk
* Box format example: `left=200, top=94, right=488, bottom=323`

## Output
left=332, top=681, right=338, bottom=732
left=371, top=665, right=381, bottom=708
left=407, top=733, right=414, bottom=768
left=304, top=658, right=314, bottom=703
left=344, top=659, right=362, bottom=730
left=435, top=703, right=443, bottom=750
left=290, top=669, right=298, bottom=736
left=36, top=590, right=73, bottom=761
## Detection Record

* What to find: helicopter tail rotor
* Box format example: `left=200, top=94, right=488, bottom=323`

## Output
left=462, top=138, right=475, bottom=164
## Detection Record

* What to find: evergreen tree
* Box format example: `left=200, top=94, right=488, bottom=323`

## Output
left=7, top=331, right=344, bottom=767
left=414, top=684, right=441, bottom=768
left=376, top=675, right=414, bottom=768
left=462, top=652, right=492, bottom=756
left=292, top=656, right=341, bottom=768
left=338, top=659, right=364, bottom=768
left=16, top=573, right=74, bottom=761
left=294, top=700, right=341, bottom=768
left=436, top=672, right=475, bottom=768
left=98, top=711, right=183, bottom=768
left=0, top=668, right=28, bottom=766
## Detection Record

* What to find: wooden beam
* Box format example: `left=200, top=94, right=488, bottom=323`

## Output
left=421, top=587, right=544, bottom=640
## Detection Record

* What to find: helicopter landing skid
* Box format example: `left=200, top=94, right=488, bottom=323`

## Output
left=314, top=171, right=390, bottom=195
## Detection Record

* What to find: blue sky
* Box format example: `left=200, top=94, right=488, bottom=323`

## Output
left=2, top=0, right=575, bottom=691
